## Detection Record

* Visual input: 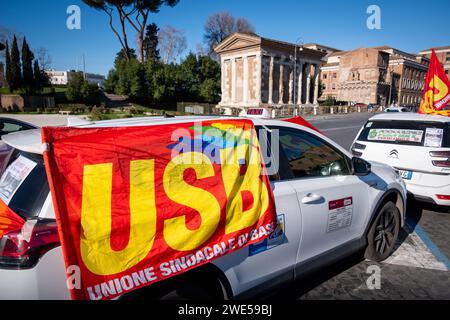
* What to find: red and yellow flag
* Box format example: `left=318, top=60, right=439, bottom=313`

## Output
left=418, top=49, right=450, bottom=115
left=42, top=119, right=277, bottom=300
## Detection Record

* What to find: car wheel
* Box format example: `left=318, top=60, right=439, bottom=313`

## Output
left=364, top=201, right=400, bottom=262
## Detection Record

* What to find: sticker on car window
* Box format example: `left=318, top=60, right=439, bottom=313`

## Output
left=0, top=155, right=37, bottom=204
left=366, top=122, right=373, bottom=128
left=368, top=129, right=423, bottom=143
left=327, top=197, right=353, bottom=233
left=424, top=128, right=444, bottom=148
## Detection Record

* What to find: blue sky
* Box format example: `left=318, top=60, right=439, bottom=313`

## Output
left=1, top=0, right=449, bottom=76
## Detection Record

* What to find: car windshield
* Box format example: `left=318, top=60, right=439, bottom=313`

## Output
left=357, top=120, right=450, bottom=147
left=0, top=149, right=49, bottom=219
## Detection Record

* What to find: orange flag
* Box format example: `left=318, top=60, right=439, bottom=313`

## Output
left=418, top=49, right=450, bottom=115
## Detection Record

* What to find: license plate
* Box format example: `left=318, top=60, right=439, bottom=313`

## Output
left=399, top=170, right=413, bottom=180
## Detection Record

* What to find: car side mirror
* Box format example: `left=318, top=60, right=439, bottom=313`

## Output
left=352, top=157, right=371, bottom=176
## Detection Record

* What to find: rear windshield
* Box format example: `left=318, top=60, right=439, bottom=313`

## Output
left=357, top=120, right=450, bottom=148
left=0, top=150, right=49, bottom=219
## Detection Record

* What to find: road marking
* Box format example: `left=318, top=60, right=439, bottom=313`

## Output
left=381, top=220, right=449, bottom=271
left=320, top=125, right=362, bottom=132
left=407, top=218, right=450, bottom=270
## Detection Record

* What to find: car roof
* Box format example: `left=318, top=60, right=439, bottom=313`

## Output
left=2, top=116, right=325, bottom=155
left=370, top=113, right=450, bottom=123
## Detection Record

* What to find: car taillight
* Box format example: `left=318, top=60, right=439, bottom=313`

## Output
left=437, top=195, right=450, bottom=200
left=0, top=219, right=60, bottom=269
left=432, top=160, right=450, bottom=167
left=430, top=151, right=450, bottom=167
left=430, top=151, right=450, bottom=158
left=351, top=142, right=366, bottom=157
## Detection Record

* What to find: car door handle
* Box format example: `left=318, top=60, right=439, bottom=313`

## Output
left=301, top=193, right=324, bottom=204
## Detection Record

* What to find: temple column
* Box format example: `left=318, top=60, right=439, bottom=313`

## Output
left=268, top=56, right=274, bottom=105
left=232, top=58, right=237, bottom=103
left=305, top=63, right=311, bottom=104
left=297, top=61, right=304, bottom=105
left=220, top=59, right=226, bottom=104
left=243, top=56, right=249, bottom=105
left=279, top=64, right=284, bottom=104
left=313, top=64, right=320, bottom=105
left=288, top=67, right=294, bottom=105
left=256, top=54, right=262, bottom=104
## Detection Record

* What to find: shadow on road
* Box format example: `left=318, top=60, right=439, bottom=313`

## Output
left=265, top=251, right=365, bottom=300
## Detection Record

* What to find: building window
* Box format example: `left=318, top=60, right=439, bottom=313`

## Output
left=332, top=83, right=336, bottom=90
left=323, top=74, right=327, bottom=79
left=333, top=73, right=337, bottom=79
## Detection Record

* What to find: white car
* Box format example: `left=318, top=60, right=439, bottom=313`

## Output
left=352, top=113, right=450, bottom=206
left=384, top=107, right=410, bottom=113
left=0, top=116, right=406, bottom=300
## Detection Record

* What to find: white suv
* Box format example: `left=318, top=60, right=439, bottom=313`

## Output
left=0, top=116, right=406, bottom=300
left=352, top=113, right=450, bottom=206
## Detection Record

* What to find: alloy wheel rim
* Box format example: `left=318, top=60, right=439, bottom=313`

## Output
left=374, top=209, right=396, bottom=255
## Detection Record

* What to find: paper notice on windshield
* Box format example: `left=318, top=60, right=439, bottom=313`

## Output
left=0, top=155, right=37, bottom=204
left=424, top=128, right=444, bottom=147
left=368, top=129, right=423, bottom=143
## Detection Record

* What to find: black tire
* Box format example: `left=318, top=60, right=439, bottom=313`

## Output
left=364, top=201, right=400, bottom=262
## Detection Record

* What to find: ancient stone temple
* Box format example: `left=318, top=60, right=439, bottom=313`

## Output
left=214, top=33, right=326, bottom=115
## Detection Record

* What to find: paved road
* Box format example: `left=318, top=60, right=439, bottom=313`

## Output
left=308, top=113, right=373, bottom=150
left=3, top=112, right=450, bottom=300
left=270, top=112, right=450, bottom=300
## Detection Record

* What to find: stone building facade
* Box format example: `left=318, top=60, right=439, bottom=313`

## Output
left=419, top=46, right=450, bottom=81
left=379, top=47, right=429, bottom=106
left=321, top=46, right=429, bottom=106
left=214, top=33, right=326, bottom=114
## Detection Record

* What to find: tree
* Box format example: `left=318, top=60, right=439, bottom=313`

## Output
left=0, top=26, right=23, bottom=62
left=66, top=72, right=99, bottom=104
left=203, top=12, right=255, bottom=57
left=36, top=47, right=52, bottom=70
left=5, top=42, right=12, bottom=90
left=9, top=35, right=22, bottom=91
left=21, top=37, right=34, bottom=92
left=158, top=25, right=187, bottom=64
left=33, top=60, right=49, bottom=91
left=143, top=23, right=160, bottom=63
left=66, top=72, right=84, bottom=102
left=115, top=48, right=137, bottom=65
left=82, top=0, right=179, bottom=63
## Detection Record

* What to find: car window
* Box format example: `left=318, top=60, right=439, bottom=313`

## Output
left=0, top=120, right=34, bottom=136
left=357, top=120, right=450, bottom=147
left=0, top=150, right=49, bottom=219
left=276, top=127, right=351, bottom=179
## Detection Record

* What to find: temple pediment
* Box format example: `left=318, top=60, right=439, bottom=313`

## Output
left=214, top=33, right=261, bottom=53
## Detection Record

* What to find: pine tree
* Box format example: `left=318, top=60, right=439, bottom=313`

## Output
left=5, top=42, right=12, bottom=91
left=21, top=37, right=34, bottom=92
left=143, top=23, right=160, bottom=63
left=9, top=35, right=22, bottom=91
left=33, top=60, right=42, bottom=91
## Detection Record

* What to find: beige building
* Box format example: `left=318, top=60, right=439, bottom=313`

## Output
left=419, top=46, right=450, bottom=81
left=321, top=46, right=429, bottom=106
left=379, top=46, right=429, bottom=106
left=214, top=33, right=326, bottom=114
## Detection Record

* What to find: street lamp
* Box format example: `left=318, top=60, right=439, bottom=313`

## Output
left=388, top=65, right=395, bottom=106
left=293, top=37, right=304, bottom=116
